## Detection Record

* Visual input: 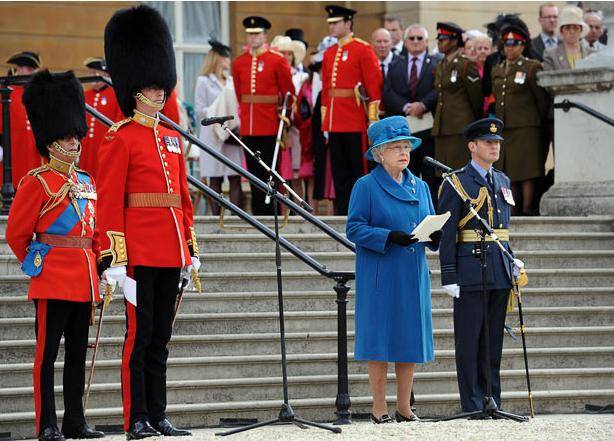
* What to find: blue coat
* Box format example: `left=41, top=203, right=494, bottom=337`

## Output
left=347, top=165, right=436, bottom=363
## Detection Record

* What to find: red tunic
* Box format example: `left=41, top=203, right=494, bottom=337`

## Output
left=232, top=47, right=294, bottom=136
left=161, top=89, right=181, bottom=125
left=95, top=112, right=194, bottom=268
left=0, top=85, right=44, bottom=187
left=321, top=34, right=382, bottom=133
left=6, top=166, right=100, bottom=303
left=82, top=86, right=123, bottom=179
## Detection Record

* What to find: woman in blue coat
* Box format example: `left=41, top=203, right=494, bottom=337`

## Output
left=346, top=116, right=441, bottom=424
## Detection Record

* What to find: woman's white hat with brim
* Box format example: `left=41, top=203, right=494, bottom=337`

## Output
left=270, top=35, right=306, bottom=67
left=558, top=6, right=589, bottom=39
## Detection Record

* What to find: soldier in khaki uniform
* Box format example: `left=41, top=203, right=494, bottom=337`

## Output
left=491, top=24, right=549, bottom=215
left=432, top=23, right=483, bottom=172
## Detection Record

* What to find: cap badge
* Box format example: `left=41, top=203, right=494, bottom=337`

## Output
left=489, top=123, right=497, bottom=133
left=506, top=32, right=514, bottom=39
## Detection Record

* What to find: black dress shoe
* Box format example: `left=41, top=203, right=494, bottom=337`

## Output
left=370, top=414, right=393, bottom=424
left=126, top=421, right=161, bottom=440
left=39, top=426, right=65, bottom=441
left=151, top=419, right=191, bottom=437
left=63, top=424, right=105, bottom=439
left=394, top=410, right=420, bottom=422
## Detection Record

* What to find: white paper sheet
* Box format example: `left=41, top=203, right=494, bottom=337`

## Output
left=123, top=276, right=137, bottom=306
left=406, top=112, right=434, bottom=134
left=411, top=212, right=451, bottom=242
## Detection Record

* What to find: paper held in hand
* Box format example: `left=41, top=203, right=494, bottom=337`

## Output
left=406, top=112, right=434, bottom=134
left=411, top=212, right=451, bottom=242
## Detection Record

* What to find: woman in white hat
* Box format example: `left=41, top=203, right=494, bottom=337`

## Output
left=543, top=6, right=596, bottom=70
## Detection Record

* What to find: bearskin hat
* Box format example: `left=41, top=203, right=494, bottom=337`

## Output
left=104, top=4, right=177, bottom=117
left=22, top=70, right=86, bottom=158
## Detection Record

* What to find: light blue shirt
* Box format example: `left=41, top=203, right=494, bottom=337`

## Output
left=470, top=160, right=492, bottom=181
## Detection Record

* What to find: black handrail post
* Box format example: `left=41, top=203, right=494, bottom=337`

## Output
left=333, top=275, right=352, bottom=425
left=0, top=85, right=14, bottom=214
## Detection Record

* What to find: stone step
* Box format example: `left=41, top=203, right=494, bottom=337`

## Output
left=3, top=367, right=611, bottom=414
left=4, top=249, right=612, bottom=275
left=2, top=346, right=612, bottom=388
left=1, top=287, right=613, bottom=318
left=0, top=268, right=612, bottom=297
left=2, top=388, right=614, bottom=439
left=2, top=306, right=613, bottom=340
left=2, top=326, right=613, bottom=364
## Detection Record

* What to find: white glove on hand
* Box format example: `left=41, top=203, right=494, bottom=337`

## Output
left=103, top=266, right=127, bottom=292
left=513, top=258, right=524, bottom=278
left=181, top=256, right=201, bottom=289
left=442, top=283, right=460, bottom=299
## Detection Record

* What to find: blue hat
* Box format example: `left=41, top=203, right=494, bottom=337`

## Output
left=463, top=117, right=504, bottom=142
left=366, top=116, right=422, bottom=160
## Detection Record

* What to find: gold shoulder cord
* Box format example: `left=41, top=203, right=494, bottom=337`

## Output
left=439, top=174, right=494, bottom=229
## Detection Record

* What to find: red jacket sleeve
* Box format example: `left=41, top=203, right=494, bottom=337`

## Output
left=276, top=57, right=294, bottom=100
left=6, top=175, right=44, bottom=262
left=178, top=141, right=196, bottom=254
left=361, top=45, right=383, bottom=102
left=232, top=58, right=242, bottom=103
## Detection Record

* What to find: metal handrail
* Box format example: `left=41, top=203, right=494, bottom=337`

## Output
left=554, top=99, right=614, bottom=127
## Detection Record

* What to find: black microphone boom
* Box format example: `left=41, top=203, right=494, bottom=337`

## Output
left=423, top=156, right=453, bottom=174
left=201, top=115, right=234, bottom=126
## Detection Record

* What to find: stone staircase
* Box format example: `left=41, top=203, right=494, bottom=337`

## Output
left=1, top=215, right=614, bottom=438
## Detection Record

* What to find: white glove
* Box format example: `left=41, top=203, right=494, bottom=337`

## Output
left=102, top=266, right=127, bottom=291
left=181, top=256, right=201, bottom=288
left=513, top=258, right=524, bottom=278
left=442, top=284, right=460, bottom=299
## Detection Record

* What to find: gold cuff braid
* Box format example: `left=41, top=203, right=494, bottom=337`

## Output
left=100, top=231, right=128, bottom=266
left=368, top=100, right=380, bottom=122
left=187, top=226, right=199, bottom=257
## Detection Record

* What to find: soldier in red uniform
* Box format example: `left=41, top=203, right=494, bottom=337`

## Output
left=98, top=5, right=198, bottom=438
left=321, top=5, right=382, bottom=215
left=80, top=57, right=122, bottom=179
left=232, top=15, right=294, bottom=215
left=6, top=70, right=104, bottom=441
left=1, top=51, right=43, bottom=188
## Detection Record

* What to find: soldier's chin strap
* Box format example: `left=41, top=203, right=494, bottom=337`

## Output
left=49, top=141, right=81, bottom=160
left=134, top=91, right=165, bottom=111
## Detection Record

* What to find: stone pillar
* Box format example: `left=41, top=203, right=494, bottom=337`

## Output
left=537, top=67, right=614, bottom=215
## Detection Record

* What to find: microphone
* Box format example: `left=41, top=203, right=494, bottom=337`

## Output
left=423, top=156, right=453, bottom=174
left=201, top=115, right=234, bottom=126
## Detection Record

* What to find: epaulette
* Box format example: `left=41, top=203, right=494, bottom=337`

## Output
left=105, top=117, right=131, bottom=140
left=19, top=164, right=50, bottom=188
left=354, top=37, right=370, bottom=46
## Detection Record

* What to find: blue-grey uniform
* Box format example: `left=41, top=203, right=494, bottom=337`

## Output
left=437, top=117, right=515, bottom=412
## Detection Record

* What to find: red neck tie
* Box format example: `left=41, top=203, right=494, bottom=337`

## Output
left=408, top=56, right=419, bottom=98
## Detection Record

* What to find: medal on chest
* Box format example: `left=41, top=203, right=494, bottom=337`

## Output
left=101, top=96, right=107, bottom=106
left=164, top=135, right=181, bottom=153
left=342, top=50, right=349, bottom=61
left=70, top=181, right=97, bottom=200
left=450, top=69, right=458, bottom=83
left=257, top=60, right=264, bottom=72
left=501, top=187, right=516, bottom=206
left=514, top=71, right=526, bottom=84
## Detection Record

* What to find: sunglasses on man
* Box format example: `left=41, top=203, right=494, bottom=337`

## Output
left=406, top=36, right=424, bottom=41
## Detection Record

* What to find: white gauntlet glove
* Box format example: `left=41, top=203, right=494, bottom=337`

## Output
left=442, top=283, right=460, bottom=299
left=181, top=256, right=201, bottom=289
left=513, top=258, right=524, bottom=278
left=102, top=266, right=127, bottom=292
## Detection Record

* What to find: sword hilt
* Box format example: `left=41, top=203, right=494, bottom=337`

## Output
left=191, top=268, right=203, bottom=293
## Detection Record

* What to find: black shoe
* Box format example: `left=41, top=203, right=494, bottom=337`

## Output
left=151, top=419, right=191, bottom=437
left=370, top=414, right=393, bottom=424
left=126, top=421, right=160, bottom=440
left=394, top=410, right=420, bottom=422
left=63, top=424, right=105, bottom=439
left=39, top=426, right=65, bottom=441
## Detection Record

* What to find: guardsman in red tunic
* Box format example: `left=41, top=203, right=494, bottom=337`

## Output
left=98, top=6, right=198, bottom=438
left=6, top=70, right=104, bottom=441
left=1, top=51, right=43, bottom=187
left=81, top=57, right=122, bottom=179
left=232, top=15, right=294, bottom=215
left=321, top=5, right=383, bottom=215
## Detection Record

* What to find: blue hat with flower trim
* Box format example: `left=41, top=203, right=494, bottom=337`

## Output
left=365, top=116, right=422, bottom=160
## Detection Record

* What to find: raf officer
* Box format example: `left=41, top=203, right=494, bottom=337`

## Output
left=437, top=117, right=521, bottom=413
left=432, top=23, right=483, bottom=173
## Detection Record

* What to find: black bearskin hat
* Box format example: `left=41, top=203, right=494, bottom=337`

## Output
left=104, top=5, right=177, bottom=117
left=22, top=70, right=86, bottom=158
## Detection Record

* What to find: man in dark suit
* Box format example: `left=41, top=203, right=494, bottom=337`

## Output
left=384, top=16, right=407, bottom=57
left=383, top=24, right=441, bottom=199
left=530, top=3, right=559, bottom=61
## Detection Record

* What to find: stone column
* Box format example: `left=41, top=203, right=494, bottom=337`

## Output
left=537, top=67, right=614, bottom=215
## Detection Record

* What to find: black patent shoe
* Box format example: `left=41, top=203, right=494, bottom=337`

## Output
left=126, top=421, right=160, bottom=440
left=151, top=419, right=192, bottom=437
left=395, top=410, right=420, bottom=422
left=40, top=426, right=66, bottom=441
left=62, top=424, right=105, bottom=439
left=370, top=414, right=394, bottom=424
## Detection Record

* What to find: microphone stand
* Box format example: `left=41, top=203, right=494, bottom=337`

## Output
left=210, top=121, right=338, bottom=436
left=424, top=157, right=529, bottom=423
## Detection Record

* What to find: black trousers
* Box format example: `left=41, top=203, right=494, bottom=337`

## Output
left=242, top=135, right=277, bottom=215
left=33, top=299, right=90, bottom=434
left=328, top=132, right=365, bottom=215
left=121, top=266, right=181, bottom=430
left=453, top=288, right=509, bottom=412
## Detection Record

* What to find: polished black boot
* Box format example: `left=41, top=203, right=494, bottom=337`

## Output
left=125, top=421, right=161, bottom=440
left=151, top=419, right=192, bottom=437
left=39, top=426, right=66, bottom=441
left=62, top=424, right=105, bottom=439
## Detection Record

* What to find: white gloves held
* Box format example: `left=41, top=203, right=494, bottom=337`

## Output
left=181, top=256, right=201, bottom=288
left=513, top=258, right=524, bottom=278
left=442, top=283, right=460, bottom=299
left=102, top=265, right=127, bottom=292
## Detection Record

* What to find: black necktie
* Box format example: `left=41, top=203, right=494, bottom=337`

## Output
left=486, top=170, right=494, bottom=190
left=381, top=62, right=386, bottom=78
